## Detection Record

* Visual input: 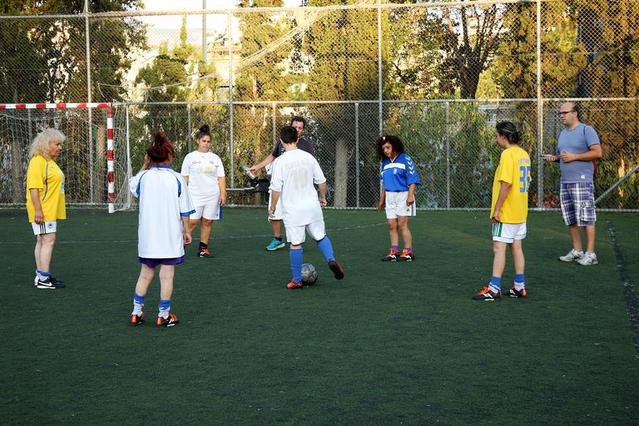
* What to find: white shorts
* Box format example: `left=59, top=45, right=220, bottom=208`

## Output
left=190, top=196, right=221, bottom=220
left=285, top=220, right=326, bottom=245
left=32, top=221, right=57, bottom=235
left=385, top=191, right=416, bottom=219
left=268, top=190, right=283, bottom=221
left=492, top=222, right=527, bottom=244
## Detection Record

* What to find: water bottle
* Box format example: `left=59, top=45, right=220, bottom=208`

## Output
left=243, top=165, right=256, bottom=180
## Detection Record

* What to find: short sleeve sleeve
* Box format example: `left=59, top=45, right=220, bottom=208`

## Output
left=269, top=158, right=283, bottom=192
left=178, top=175, right=195, bottom=216
left=496, top=151, right=515, bottom=184
left=26, top=156, right=46, bottom=190
left=180, top=154, right=191, bottom=177
left=403, top=155, right=420, bottom=186
left=216, top=156, right=226, bottom=177
left=312, top=158, right=327, bottom=185
left=585, top=126, right=601, bottom=147
left=129, top=171, right=145, bottom=198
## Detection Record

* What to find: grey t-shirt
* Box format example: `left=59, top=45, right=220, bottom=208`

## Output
left=556, top=123, right=600, bottom=183
left=272, top=137, right=315, bottom=158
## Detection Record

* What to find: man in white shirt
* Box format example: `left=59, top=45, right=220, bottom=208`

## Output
left=269, top=126, right=344, bottom=289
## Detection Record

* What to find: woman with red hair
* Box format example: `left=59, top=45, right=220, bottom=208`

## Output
left=128, top=131, right=195, bottom=327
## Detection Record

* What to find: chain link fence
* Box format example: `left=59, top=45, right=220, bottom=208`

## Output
left=1, top=1, right=638, bottom=210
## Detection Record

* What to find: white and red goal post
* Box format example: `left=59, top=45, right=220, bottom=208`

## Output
left=0, top=102, right=120, bottom=212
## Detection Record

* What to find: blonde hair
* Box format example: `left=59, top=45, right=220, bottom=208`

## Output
left=29, top=128, right=66, bottom=159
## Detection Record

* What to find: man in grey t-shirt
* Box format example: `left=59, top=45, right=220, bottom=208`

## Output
left=249, top=116, right=316, bottom=251
left=543, top=102, right=603, bottom=266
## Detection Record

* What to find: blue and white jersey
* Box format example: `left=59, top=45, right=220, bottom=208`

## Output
left=129, top=165, right=195, bottom=259
left=380, top=153, right=420, bottom=191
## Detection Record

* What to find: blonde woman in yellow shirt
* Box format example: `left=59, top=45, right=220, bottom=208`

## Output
left=26, top=128, right=67, bottom=289
left=473, top=121, right=531, bottom=302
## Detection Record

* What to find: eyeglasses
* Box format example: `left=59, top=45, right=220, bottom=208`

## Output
left=559, top=110, right=575, bottom=115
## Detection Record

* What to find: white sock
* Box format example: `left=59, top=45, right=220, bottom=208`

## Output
left=514, top=282, right=525, bottom=291
left=132, top=303, right=143, bottom=316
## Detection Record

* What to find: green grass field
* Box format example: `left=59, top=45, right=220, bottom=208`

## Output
left=1, top=208, right=638, bottom=424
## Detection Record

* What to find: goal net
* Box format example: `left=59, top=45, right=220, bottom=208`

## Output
left=0, top=103, right=130, bottom=212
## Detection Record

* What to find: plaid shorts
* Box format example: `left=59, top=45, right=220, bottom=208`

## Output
left=560, top=182, right=596, bottom=226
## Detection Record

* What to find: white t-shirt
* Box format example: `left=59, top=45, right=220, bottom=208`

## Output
left=269, top=148, right=327, bottom=227
left=129, top=165, right=195, bottom=259
left=180, top=151, right=225, bottom=206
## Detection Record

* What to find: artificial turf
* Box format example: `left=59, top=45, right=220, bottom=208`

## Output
left=1, top=208, right=638, bottom=424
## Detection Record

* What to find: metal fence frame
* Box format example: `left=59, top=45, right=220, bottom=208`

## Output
left=1, top=1, right=638, bottom=211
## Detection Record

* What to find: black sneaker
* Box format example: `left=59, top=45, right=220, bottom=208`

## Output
left=197, top=248, right=211, bottom=257
left=397, top=249, right=415, bottom=262
left=381, top=250, right=399, bottom=262
left=35, top=276, right=65, bottom=289
left=328, top=260, right=344, bottom=280
left=506, top=286, right=527, bottom=298
left=471, top=286, right=501, bottom=301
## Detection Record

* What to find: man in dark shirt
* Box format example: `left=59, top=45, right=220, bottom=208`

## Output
left=249, top=116, right=315, bottom=251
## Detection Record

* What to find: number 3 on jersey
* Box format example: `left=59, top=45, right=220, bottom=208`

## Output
left=519, top=165, right=531, bottom=193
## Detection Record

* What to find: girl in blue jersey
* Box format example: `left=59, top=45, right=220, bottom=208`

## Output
left=376, top=135, right=420, bottom=261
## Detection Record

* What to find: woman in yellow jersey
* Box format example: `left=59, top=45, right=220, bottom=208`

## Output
left=473, top=121, right=531, bottom=302
left=26, top=128, right=67, bottom=289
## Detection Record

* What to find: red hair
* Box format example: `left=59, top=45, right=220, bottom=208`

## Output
left=147, top=130, right=176, bottom=163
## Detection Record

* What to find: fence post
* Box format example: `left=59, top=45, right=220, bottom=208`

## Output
left=227, top=12, right=234, bottom=189
left=355, top=102, right=360, bottom=208
left=536, top=0, right=544, bottom=208
left=272, top=102, right=277, bottom=143
left=446, top=101, right=450, bottom=209
left=125, top=105, right=132, bottom=210
left=84, top=0, right=94, bottom=204
left=377, top=0, right=383, bottom=137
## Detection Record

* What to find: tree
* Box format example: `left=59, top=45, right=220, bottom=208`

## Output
left=0, top=0, right=146, bottom=103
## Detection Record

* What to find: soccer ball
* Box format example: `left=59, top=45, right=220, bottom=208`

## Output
left=301, top=263, right=318, bottom=285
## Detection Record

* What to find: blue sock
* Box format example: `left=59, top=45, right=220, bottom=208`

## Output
left=290, top=248, right=303, bottom=283
left=316, top=236, right=335, bottom=262
left=36, top=269, right=51, bottom=280
left=132, top=293, right=145, bottom=315
left=158, top=299, right=171, bottom=318
left=489, top=276, right=501, bottom=291
left=391, top=245, right=399, bottom=252
left=514, top=274, right=525, bottom=284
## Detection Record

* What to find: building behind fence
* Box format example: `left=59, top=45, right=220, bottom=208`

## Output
left=1, top=1, right=637, bottom=210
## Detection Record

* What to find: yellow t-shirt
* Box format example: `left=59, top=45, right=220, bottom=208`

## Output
left=26, top=155, right=66, bottom=222
left=490, top=146, right=531, bottom=223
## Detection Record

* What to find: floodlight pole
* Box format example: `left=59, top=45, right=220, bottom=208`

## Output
left=227, top=12, right=234, bottom=189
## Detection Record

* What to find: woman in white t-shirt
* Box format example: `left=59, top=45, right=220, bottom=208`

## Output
left=128, top=131, right=195, bottom=327
left=180, top=124, right=227, bottom=257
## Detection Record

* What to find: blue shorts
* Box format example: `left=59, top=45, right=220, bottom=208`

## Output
left=138, top=256, right=185, bottom=267
left=560, top=182, right=596, bottom=226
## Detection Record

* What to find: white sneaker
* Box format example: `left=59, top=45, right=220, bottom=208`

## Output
left=577, top=252, right=598, bottom=266
left=559, top=249, right=584, bottom=262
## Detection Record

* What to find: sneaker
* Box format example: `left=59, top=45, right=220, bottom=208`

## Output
left=472, top=286, right=501, bottom=301
left=328, top=260, right=345, bottom=280
left=287, top=280, right=303, bottom=289
left=156, top=313, right=179, bottom=327
left=50, top=276, right=64, bottom=285
left=397, top=249, right=415, bottom=262
left=506, top=286, right=527, bottom=298
left=34, top=276, right=65, bottom=289
left=198, top=248, right=211, bottom=257
left=129, top=313, right=145, bottom=326
left=559, top=249, right=583, bottom=262
left=381, top=250, right=399, bottom=262
left=266, top=238, right=286, bottom=251
left=576, top=252, right=598, bottom=266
